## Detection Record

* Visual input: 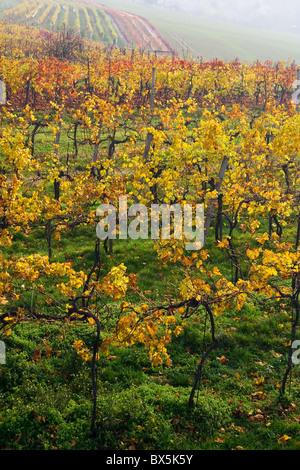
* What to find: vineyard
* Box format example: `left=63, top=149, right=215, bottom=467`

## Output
left=0, top=18, right=299, bottom=451
left=2, top=0, right=173, bottom=52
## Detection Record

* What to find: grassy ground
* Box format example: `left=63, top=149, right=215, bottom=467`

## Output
left=0, top=218, right=299, bottom=450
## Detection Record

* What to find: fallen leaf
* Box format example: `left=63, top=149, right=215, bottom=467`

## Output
left=271, top=350, right=282, bottom=358
left=233, top=406, right=244, bottom=418
left=250, top=414, right=265, bottom=423
left=256, top=361, right=267, bottom=366
left=32, top=347, right=42, bottom=361
left=252, top=391, right=267, bottom=401
left=217, top=355, right=229, bottom=364
left=253, top=377, right=265, bottom=386
left=277, top=435, right=292, bottom=446
left=170, top=417, right=180, bottom=425
left=236, top=426, right=245, bottom=433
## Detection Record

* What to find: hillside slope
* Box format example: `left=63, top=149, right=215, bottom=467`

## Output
left=0, top=0, right=174, bottom=52
left=97, top=0, right=300, bottom=63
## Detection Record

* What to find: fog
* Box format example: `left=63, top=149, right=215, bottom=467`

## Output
left=129, top=0, right=300, bottom=34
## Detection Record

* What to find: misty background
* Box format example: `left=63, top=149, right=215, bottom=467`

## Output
left=125, top=0, right=300, bottom=35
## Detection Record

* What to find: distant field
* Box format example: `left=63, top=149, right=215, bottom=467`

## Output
left=96, top=0, right=300, bottom=63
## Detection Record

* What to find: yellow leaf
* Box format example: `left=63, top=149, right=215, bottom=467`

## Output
left=217, top=355, right=229, bottom=364
left=271, top=350, right=282, bottom=358
left=246, top=248, right=260, bottom=260
left=120, top=301, right=130, bottom=311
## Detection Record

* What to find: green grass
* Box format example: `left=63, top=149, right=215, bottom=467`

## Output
left=1, top=278, right=299, bottom=450
left=1, top=207, right=299, bottom=450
